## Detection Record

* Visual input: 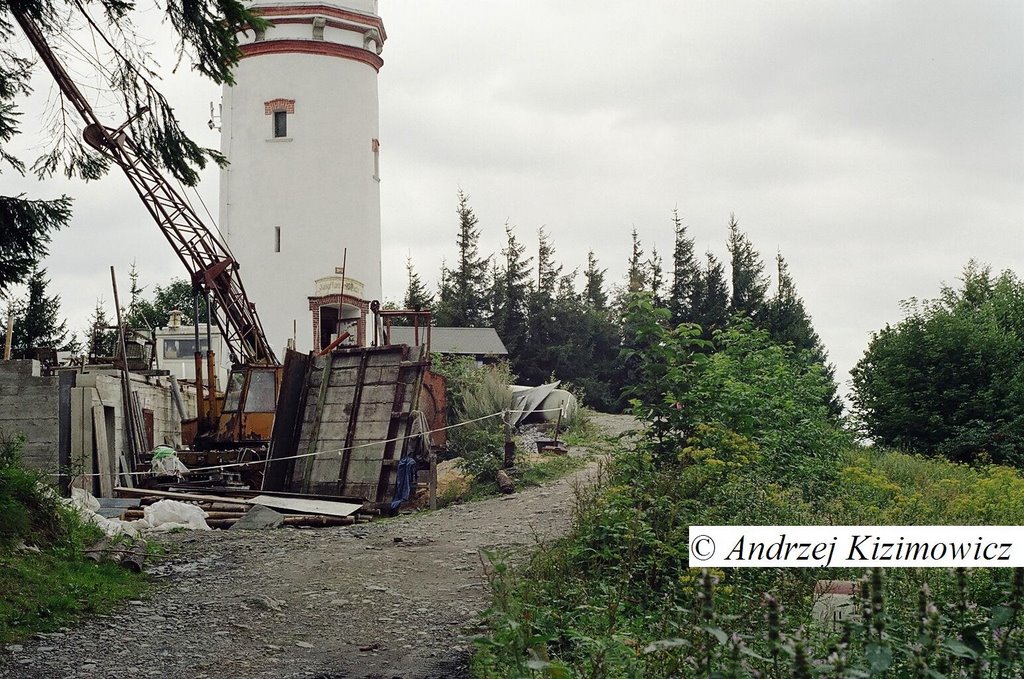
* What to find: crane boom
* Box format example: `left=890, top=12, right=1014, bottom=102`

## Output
left=13, top=8, right=278, bottom=366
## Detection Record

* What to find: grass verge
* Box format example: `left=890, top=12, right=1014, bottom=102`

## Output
left=1, top=432, right=150, bottom=643
left=0, top=548, right=149, bottom=643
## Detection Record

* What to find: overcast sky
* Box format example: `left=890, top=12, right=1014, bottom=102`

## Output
left=4, top=1, right=1023, bottom=402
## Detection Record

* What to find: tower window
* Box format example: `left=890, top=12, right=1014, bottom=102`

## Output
left=372, top=138, right=380, bottom=181
left=274, top=226, right=281, bottom=252
left=273, top=111, right=288, bottom=138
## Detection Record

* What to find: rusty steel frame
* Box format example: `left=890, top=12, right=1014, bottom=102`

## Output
left=13, top=9, right=277, bottom=367
left=379, top=309, right=432, bottom=355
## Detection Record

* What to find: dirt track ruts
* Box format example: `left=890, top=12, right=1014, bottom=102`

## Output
left=1, top=413, right=635, bottom=679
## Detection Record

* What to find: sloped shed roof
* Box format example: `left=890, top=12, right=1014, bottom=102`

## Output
left=387, top=326, right=508, bottom=356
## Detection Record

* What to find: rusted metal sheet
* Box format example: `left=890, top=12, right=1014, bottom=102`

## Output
left=271, top=344, right=427, bottom=503
left=419, top=369, right=447, bottom=448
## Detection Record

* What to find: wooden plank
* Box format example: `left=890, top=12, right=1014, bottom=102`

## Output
left=114, top=487, right=252, bottom=505
left=92, top=404, right=113, bottom=498
left=366, top=348, right=406, bottom=367
left=306, top=403, right=353, bottom=424
left=249, top=495, right=361, bottom=517
left=359, top=385, right=401, bottom=405
left=69, top=387, right=84, bottom=491
left=300, top=354, right=336, bottom=493
left=321, top=385, right=358, bottom=407
left=337, top=350, right=371, bottom=492
left=118, top=454, right=134, bottom=488
left=114, top=488, right=359, bottom=519
left=374, top=380, right=407, bottom=503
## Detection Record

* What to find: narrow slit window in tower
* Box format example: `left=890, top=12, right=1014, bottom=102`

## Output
left=372, top=138, right=380, bottom=181
left=273, top=110, right=287, bottom=138
left=274, top=226, right=281, bottom=252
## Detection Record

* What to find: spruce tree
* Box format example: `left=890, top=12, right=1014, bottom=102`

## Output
left=492, top=224, right=531, bottom=359
left=626, top=227, right=646, bottom=292
left=403, top=256, right=434, bottom=311
left=667, top=209, right=700, bottom=326
left=125, top=261, right=161, bottom=328
left=85, top=299, right=118, bottom=359
left=766, top=253, right=820, bottom=351
left=583, top=250, right=608, bottom=310
left=693, top=251, right=730, bottom=338
left=518, top=227, right=565, bottom=384
left=647, top=245, right=665, bottom=308
left=0, top=196, right=71, bottom=296
left=726, top=214, right=770, bottom=321
left=434, top=191, right=489, bottom=326
left=1, top=0, right=266, bottom=294
left=535, top=226, right=563, bottom=299
left=766, top=253, right=842, bottom=417
left=8, top=263, right=78, bottom=357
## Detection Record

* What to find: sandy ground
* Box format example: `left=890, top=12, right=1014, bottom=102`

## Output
left=1, top=413, right=636, bottom=679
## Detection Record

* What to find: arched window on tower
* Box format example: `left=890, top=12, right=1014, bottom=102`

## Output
left=273, top=111, right=287, bottom=138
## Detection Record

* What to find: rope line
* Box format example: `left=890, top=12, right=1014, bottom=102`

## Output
left=55, top=406, right=569, bottom=480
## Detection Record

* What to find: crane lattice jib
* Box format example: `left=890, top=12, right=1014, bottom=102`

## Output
left=13, top=9, right=278, bottom=366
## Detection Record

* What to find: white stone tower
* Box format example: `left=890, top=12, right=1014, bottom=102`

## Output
left=219, top=0, right=385, bottom=355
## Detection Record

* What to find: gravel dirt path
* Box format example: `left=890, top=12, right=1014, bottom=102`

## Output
left=1, top=413, right=636, bottom=679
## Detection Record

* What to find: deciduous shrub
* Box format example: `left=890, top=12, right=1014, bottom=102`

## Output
left=852, top=262, right=1024, bottom=467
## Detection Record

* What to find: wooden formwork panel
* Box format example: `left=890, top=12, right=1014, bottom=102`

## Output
left=278, top=344, right=426, bottom=503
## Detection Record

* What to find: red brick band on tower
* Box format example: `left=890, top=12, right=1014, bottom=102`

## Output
left=241, top=41, right=383, bottom=71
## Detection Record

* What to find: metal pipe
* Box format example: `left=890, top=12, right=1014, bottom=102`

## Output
left=110, top=266, right=138, bottom=466
left=193, top=289, right=205, bottom=422
left=205, top=293, right=219, bottom=422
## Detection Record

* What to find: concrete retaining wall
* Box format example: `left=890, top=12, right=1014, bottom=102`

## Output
left=0, top=360, right=60, bottom=471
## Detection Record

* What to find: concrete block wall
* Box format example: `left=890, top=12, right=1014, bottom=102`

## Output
left=0, top=361, right=189, bottom=494
left=0, top=360, right=60, bottom=471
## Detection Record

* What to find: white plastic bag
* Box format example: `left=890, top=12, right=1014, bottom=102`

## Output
left=150, top=446, right=189, bottom=478
left=65, top=487, right=140, bottom=537
left=69, top=486, right=101, bottom=514
left=143, top=499, right=210, bottom=531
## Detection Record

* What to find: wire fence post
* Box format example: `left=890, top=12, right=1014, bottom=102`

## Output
left=503, top=409, right=515, bottom=469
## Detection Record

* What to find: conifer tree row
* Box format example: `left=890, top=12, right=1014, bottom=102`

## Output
left=417, top=191, right=837, bottom=414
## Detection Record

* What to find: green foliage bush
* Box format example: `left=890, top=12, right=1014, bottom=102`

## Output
left=852, top=262, right=1024, bottom=467
left=620, top=294, right=848, bottom=497
left=0, top=432, right=66, bottom=550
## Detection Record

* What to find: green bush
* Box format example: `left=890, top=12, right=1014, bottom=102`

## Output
left=0, top=432, right=66, bottom=550
left=852, top=262, right=1024, bottom=467
left=430, top=355, right=513, bottom=481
